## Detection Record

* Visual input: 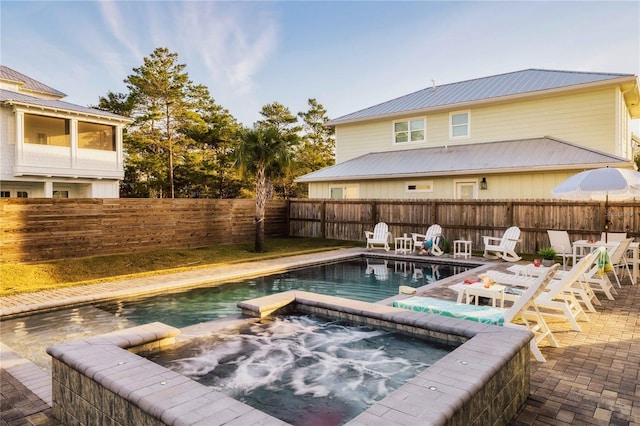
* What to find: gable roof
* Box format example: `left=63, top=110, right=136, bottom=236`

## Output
left=0, top=65, right=66, bottom=98
left=295, top=137, right=634, bottom=183
left=329, top=69, right=639, bottom=125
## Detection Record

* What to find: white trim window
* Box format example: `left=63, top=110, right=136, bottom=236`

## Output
left=405, top=181, right=434, bottom=194
left=330, top=185, right=359, bottom=199
left=393, top=117, right=425, bottom=144
left=450, top=111, right=470, bottom=139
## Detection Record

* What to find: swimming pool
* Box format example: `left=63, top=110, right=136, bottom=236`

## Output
left=1, top=257, right=472, bottom=369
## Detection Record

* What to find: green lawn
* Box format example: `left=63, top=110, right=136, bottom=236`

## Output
left=0, top=238, right=360, bottom=297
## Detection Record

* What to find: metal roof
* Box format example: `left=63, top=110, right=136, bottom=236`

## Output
left=295, top=137, right=633, bottom=182
left=0, top=65, right=66, bottom=98
left=329, top=69, right=636, bottom=125
left=0, top=89, right=131, bottom=122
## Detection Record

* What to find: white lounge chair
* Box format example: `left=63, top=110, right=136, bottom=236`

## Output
left=547, top=230, right=573, bottom=269
left=483, top=226, right=522, bottom=262
left=411, top=224, right=444, bottom=256
left=609, top=238, right=633, bottom=288
left=532, top=249, right=603, bottom=332
left=393, top=264, right=561, bottom=362
left=486, top=250, right=601, bottom=331
left=365, top=222, right=391, bottom=251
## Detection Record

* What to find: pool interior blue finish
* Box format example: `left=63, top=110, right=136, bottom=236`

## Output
left=149, top=314, right=452, bottom=426
left=1, top=257, right=470, bottom=369
left=94, top=258, right=469, bottom=328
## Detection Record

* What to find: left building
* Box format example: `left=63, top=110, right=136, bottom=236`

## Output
left=0, top=66, right=132, bottom=198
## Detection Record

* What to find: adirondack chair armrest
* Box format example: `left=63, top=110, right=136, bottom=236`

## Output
left=411, top=233, right=426, bottom=242
left=482, top=235, right=502, bottom=244
left=364, top=231, right=374, bottom=239
left=506, top=238, right=521, bottom=243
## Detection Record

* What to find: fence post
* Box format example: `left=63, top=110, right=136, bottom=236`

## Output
left=506, top=202, right=514, bottom=226
left=431, top=201, right=437, bottom=225
left=320, top=201, right=326, bottom=239
left=372, top=201, right=378, bottom=226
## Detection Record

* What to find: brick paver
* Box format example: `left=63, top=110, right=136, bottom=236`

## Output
left=1, top=250, right=639, bottom=425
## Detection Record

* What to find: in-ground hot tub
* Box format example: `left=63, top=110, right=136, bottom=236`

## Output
left=47, top=290, right=533, bottom=425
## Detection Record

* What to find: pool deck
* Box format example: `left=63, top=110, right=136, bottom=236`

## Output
left=1, top=248, right=639, bottom=425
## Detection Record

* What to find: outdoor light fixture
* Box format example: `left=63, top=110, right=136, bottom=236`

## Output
left=480, top=177, right=488, bottom=190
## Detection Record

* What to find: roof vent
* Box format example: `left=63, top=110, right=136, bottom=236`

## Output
left=431, top=79, right=436, bottom=91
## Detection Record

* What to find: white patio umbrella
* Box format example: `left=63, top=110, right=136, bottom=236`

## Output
left=551, top=167, right=640, bottom=242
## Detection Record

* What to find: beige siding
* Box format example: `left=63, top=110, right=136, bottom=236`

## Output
left=335, top=88, right=622, bottom=162
left=308, top=170, right=579, bottom=200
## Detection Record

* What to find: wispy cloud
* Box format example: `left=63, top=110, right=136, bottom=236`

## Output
left=177, top=2, right=279, bottom=95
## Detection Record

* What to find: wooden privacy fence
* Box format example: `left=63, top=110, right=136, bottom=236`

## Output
left=288, top=199, right=640, bottom=255
left=0, top=199, right=288, bottom=263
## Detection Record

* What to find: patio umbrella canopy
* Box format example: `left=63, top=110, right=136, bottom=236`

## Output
left=551, top=167, right=640, bottom=201
left=551, top=167, right=640, bottom=242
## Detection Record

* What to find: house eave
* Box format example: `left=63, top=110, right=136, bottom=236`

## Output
left=297, top=162, right=635, bottom=183
left=4, top=100, right=133, bottom=124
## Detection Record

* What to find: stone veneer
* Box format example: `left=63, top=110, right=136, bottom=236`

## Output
left=48, top=290, right=532, bottom=425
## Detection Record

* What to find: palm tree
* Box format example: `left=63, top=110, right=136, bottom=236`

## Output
left=235, top=125, right=293, bottom=252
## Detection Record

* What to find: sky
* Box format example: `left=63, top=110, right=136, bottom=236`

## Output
left=1, top=1, right=639, bottom=128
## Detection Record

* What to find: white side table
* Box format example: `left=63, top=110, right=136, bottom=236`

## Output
left=453, top=240, right=472, bottom=259
left=394, top=237, right=413, bottom=255
left=464, top=282, right=505, bottom=308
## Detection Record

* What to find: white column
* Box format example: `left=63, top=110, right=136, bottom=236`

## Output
left=44, top=181, right=53, bottom=198
left=15, top=110, right=24, bottom=165
left=70, top=119, right=78, bottom=168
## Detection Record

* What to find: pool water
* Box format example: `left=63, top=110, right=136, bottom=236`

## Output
left=1, top=257, right=470, bottom=369
left=149, top=315, right=452, bottom=426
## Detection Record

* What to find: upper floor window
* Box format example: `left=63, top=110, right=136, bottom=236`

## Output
left=78, top=121, right=116, bottom=151
left=393, top=118, right=425, bottom=144
left=24, top=114, right=70, bottom=147
left=450, top=111, right=470, bottom=139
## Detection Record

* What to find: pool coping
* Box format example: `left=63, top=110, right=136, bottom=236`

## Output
left=0, top=248, right=485, bottom=319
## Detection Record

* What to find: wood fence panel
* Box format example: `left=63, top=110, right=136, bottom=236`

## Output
left=1, top=199, right=287, bottom=263
left=288, top=199, right=640, bottom=256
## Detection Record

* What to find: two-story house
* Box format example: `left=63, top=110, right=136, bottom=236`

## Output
left=0, top=66, right=132, bottom=198
left=297, top=69, right=639, bottom=200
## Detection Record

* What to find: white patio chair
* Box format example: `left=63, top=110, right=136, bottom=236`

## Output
left=411, top=224, right=444, bottom=256
left=608, top=238, right=633, bottom=288
left=547, top=230, right=573, bottom=269
left=600, top=232, right=627, bottom=243
left=364, top=222, right=391, bottom=251
left=482, top=226, right=522, bottom=262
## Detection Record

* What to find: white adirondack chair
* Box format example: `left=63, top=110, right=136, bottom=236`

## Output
left=364, top=222, right=391, bottom=251
left=483, top=226, right=522, bottom=262
left=411, top=224, right=444, bottom=256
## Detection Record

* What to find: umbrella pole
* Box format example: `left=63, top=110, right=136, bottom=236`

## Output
left=604, top=193, right=608, bottom=243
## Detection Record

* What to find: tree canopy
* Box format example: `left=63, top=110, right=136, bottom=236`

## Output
left=96, top=47, right=335, bottom=200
